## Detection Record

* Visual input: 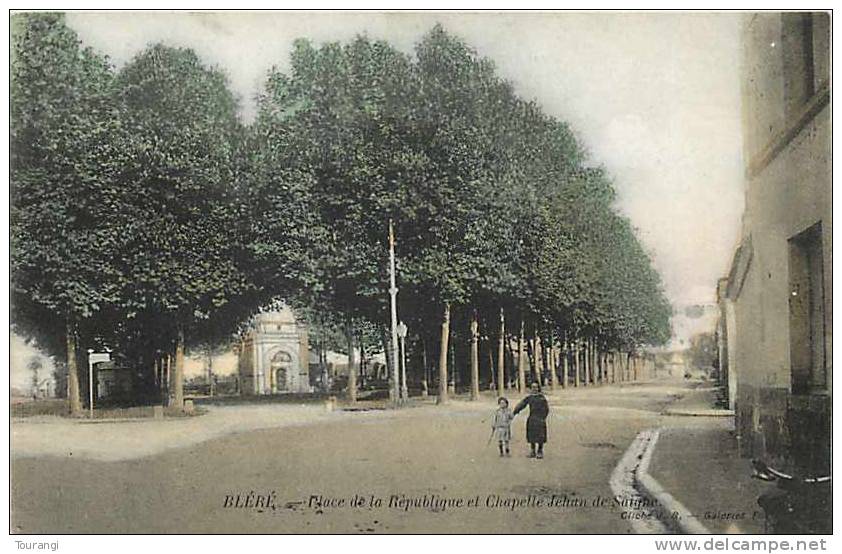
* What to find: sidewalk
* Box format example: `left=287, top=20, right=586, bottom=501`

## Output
left=647, top=426, right=768, bottom=534
left=11, top=403, right=342, bottom=462
left=643, top=384, right=768, bottom=534
left=661, top=381, right=734, bottom=417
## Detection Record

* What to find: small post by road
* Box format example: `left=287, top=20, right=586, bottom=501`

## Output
left=469, top=310, right=479, bottom=400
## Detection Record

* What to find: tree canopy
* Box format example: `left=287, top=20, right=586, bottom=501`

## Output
left=11, top=15, right=672, bottom=410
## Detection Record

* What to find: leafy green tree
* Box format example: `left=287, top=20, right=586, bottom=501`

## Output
left=12, top=18, right=672, bottom=413
left=112, top=44, right=251, bottom=407
left=253, top=25, right=671, bottom=401
left=10, top=13, right=126, bottom=414
left=254, top=36, right=429, bottom=400
left=27, top=355, right=44, bottom=398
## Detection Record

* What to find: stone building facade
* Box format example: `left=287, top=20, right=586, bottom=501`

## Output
left=238, top=307, right=312, bottom=395
left=720, top=12, right=830, bottom=474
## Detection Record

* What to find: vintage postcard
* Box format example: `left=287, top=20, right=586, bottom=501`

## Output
left=8, top=9, right=832, bottom=541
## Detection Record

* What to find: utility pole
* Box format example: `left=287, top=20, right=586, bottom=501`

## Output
left=388, top=219, right=400, bottom=406
left=497, top=307, right=505, bottom=398
left=397, top=321, right=408, bottom=401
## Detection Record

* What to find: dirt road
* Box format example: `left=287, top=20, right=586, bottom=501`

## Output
left=11, top=380, right=717, bottom=533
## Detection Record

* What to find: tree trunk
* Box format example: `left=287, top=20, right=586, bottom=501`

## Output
left=470, top=310, right=480, bottom=400
left=359, top=339, right=368, bottom=388
left=166, top=353, right=172, bottom=397
left=517, top=319, right=527, bottom=392
left=605, top=351, right=610, bottom=383
left=561, top=335, right=568, bottom=389
left=616, top=351, right=621, bottom=382
left=421, top=337, right=429, bottom=397
left=583, top=338, right=590, bottom=386
left=534, top=330, right=544, bottom=388
left=573, top=340, right=580, bottom=387
left=66, top=321, right=81, bottom=415
left=616, top=350, right=625, bottom=383
left=487, top=340, right=495, bottom=390
left=601, top=348, right=607, bottom=385
left=548, top=334, right=558, bottom=390
left=497, top=308, right=506, bottom=397
left=599, top=347, right=604, bottom=384
left=620, top=352, right=629, bottom=383
left=346, top=323, right=357, bottom=403
left=207, top=346, right=215, bottom=397
left=449, top=338, right=457, bottom=394
left=173, top=326, right=185, bottom=409
left=616, top=352, right=621, bottom=383
left=601, top=350, right=605, bottom=384
left=437, top=303, right=450, bottom=404
left=625, top=352, right=631, bottom=381
left=596, top=346, right=602, bottom=385
left=505, top=337, right=515, bottom=389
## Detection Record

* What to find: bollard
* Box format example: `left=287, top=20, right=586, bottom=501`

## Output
left=183, top=399, right=194, bottom=414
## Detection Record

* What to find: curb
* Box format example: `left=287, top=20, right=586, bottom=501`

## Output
left=609, top=429, right=670, bottom=534
left=662, top=409, right=735, bottom=417
left=636, top=428, right=712, bottom=534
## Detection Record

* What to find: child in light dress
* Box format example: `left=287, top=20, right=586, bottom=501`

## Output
left=491, top=397, right=514, bottom=457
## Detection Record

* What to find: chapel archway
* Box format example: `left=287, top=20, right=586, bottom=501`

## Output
left=271, top=350, right=293, bottom=392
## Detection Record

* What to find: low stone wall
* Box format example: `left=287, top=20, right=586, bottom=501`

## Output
left=736, top=384, right=830, bottom=474
left=11, top=399, right=204, bottom=419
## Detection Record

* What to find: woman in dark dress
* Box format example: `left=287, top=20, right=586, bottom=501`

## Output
left=513, top=382, right=550, bottom=458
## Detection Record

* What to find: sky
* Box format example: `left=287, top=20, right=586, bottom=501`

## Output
left=12, top=12, right=748, bottom=389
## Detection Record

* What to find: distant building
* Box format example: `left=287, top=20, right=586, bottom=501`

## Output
left=715, top=278, right=735, bottom=409
left=238, top=307, right=312, bottom=394
left=667, top=302, right=719, bottom=351
left=31, top=379, right=55, bottom=399
left=719, top=13, right=830, bottom=474
left=653, top=349, right=688, bottom=378
left=94, top=360, right=135, bottom=405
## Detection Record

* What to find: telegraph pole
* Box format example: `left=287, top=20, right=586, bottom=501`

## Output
left=389, top=220, right=400, bottom=405
left=398, top=321, right=408, bottom=401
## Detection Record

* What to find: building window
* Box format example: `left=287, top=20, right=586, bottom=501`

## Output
left=811, top=12, right=830, bottom=91
left=781, top=12, right=815, bottom=116
left=788, top=222, right=826, bottom=394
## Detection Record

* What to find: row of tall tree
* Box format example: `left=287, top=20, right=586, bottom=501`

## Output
left=11, top=14, right=671, bottom=413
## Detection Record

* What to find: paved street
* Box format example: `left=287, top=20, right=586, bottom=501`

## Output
left=11, top=380, right=724, bottom=534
